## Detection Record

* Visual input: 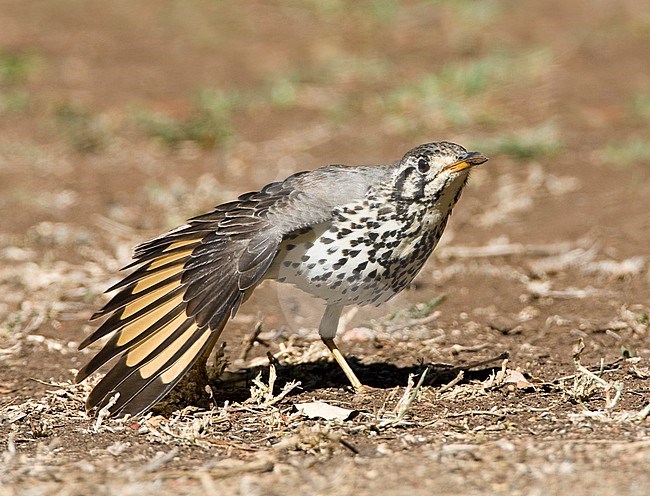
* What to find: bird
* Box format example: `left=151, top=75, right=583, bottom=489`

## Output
left=76, top=141, right=488, bottom=418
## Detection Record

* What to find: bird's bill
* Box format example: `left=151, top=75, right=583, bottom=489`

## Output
left=443, top=152, right=488, bottom=174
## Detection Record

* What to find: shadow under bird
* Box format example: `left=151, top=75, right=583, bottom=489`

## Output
left=76, top=141, right=488, bottom=417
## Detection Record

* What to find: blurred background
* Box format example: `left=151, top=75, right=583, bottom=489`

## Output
left=1, top=0, right=649, bottom=364
left=1, top=1, right=649, bottom=493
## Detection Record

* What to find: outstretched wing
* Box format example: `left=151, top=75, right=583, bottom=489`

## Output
left=76, top=165, right=377, bottom=418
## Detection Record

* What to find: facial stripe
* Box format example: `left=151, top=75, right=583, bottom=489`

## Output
left=394, top=166, right=413, bottom=200
left=394, top=166, right=425, bottom=201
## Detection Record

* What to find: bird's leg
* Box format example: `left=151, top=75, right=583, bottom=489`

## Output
left=319, top=304, right=364, bottom=391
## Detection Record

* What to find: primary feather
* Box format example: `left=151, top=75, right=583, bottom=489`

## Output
left=76, top=165, right=378, bottom=417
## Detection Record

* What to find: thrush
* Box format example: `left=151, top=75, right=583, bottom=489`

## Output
left=76, top=141, right=487, bottom=417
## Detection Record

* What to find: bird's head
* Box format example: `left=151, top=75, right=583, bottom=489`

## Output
left=392, top=141, right=488, bottom=202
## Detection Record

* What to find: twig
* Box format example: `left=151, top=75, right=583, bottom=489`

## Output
left=338, top=437, right=359, bottom=455
left=449, top=351, right=510, bottom=373
left=438, top=370, right=465, bottom=394
left=145, top=458, right=274, bottom=480
left=378, top=367, right=429, bottom=428
left=29, top=377, right=69, bottom=387
left=551, top=358, right=623, bottom=383
left=445, top=343, right=489, bottom=355
left=144, top=449, right=178, bottom=472
left=436, top=240, right=578, bottom=259
left=94, top=393, right=120, bottom=431
left=444, top=410, right=506, bottom=418
left=238, top=317, right=265, bottom=362
left=385, top=312, right=440, bottom=333
left=633, top=403, right=650, bottom=421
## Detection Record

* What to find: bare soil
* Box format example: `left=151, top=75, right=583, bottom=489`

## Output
left=1, top=1, right=649, bottom=495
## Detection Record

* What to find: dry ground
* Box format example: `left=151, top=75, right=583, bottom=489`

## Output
left=1, top=1, right=649, bottom=494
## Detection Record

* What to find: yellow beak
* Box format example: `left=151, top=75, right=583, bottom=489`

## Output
left=443, top=151, right=489, bottom=174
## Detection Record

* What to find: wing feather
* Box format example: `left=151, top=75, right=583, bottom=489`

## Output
left=77, top=164, right=377, bottom=417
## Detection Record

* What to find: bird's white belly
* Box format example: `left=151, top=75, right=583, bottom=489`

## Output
left=273, top=219, right=431, bottom=307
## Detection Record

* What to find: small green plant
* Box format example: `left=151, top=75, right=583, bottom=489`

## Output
left=134, top=88, right=240, bottom=149
left=389, top=295, right=446, bottom=321
left=382, top=49, right=552, bottom=132
left=408, top=295, right=446, bottom=318
left=54, top=103, right=108, bottom=153
left=477, top=122, right=563, bottom=159
left=601, top=137, right=650, bottom=168
left=630, top=91, right=650, bottom=121
left=0, top=51, right=40, bottom=115
left=268, top=75, right=300, bottom=108
left=0, top=89, right=29, bottom=114
left=0, top=52, right=40, bottom=84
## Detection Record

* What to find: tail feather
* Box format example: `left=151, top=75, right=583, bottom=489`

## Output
left=75, top=301, right=185, bottom=381
left=77, top=219, right=273, bottom=417
left=108, top=257, right=186, bottom=292
left=92, top=321, right=223, bottom=418
left=85, top=319, right=196, bottom=411
left=98, top=278, right=183, bottom=317
left=82, top=285, right=186, bottom=348
left=76, top=166, right=344, bottom=418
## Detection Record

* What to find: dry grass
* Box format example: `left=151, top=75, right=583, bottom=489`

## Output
left=2, top=1, right=650, bottom=494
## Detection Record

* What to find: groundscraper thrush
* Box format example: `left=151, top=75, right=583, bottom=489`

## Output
left=76, top=141, right=488, bottom=417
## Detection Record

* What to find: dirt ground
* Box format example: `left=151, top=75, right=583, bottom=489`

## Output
left=1, top=1, right=649, bottom=494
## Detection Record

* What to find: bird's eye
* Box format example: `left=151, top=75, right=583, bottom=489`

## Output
left=417, top=157, right=430, bottom=173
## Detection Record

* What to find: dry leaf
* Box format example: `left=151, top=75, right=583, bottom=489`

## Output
left=504, top=369, right=535, bottom=390
left=293, top=401, right=357, bottom=421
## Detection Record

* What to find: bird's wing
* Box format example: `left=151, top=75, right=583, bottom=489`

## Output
left=76, top=165, right=377, bottom=418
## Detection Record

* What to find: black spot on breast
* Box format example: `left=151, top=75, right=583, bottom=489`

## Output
left=355, top=261, right=368, bottom=272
